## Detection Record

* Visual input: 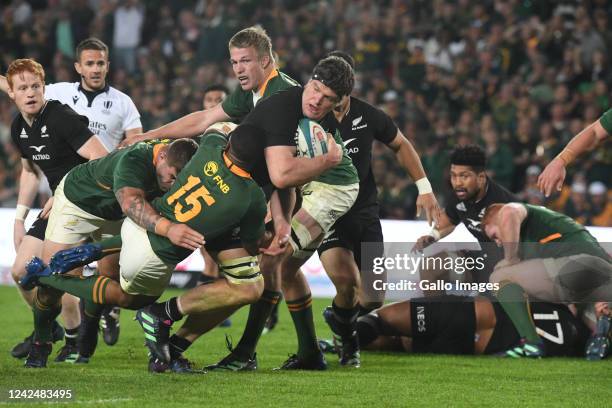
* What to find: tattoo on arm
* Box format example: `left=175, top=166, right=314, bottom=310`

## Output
left=116, top=187, right=161, bottom=232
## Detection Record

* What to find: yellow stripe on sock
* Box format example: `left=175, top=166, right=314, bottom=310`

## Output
left=92, top=276, right=103, bottom=304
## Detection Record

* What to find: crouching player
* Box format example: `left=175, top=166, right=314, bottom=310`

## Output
left=482, top=203, right=612, bottom=359
left=354, top=295, right=591, bottom=357
left=22, top=124, right=271, bottom=370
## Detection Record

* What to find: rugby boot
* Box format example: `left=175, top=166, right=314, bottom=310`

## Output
left=135, top=306, right=171, bottom=363
left=100, top=306, right=121, bottom=346
left=585, top=315, right=611, bottom=361
left=24, top=342, right=52, bottom=368
left=275, top=352, right=327, bottom=370
left=11, top=321, right=64, bottom=359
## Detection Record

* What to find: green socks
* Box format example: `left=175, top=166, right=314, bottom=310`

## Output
left=287, top=293, right=319, bottom=359
left=497, top=282, right=541, bottom=344
left=32, top=291, right=61, bottom=343
left=234, top=289, right=282, bottom=359
left=39, top=275, right=112, bottom=305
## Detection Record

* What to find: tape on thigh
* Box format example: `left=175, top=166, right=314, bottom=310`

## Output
left=289, top=218, right=319, bottom=259
left=219, top=255, right=262, bottom=284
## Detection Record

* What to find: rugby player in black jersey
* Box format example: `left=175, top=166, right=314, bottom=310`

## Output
left=6, top=59, right=108, bottom=364
left=316, top=51, right=441, bottom=367
left=413, top=144, right=517, bottom=293
left=356, top=295, right=591, bottom=358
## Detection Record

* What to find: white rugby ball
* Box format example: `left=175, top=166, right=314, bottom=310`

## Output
left=295, top=118, right=328, bottom=157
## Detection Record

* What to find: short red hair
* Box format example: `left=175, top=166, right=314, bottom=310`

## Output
left=481, top=203, right=505, bottom=227
left=6, top=59, right=45, bottom=90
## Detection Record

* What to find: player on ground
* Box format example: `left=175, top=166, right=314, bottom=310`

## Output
left=413, top=145, right=518, bottom=292
left=482, top=203, right=612, bottom=358
left=538, top=108, right=610, bottom=197
left=354, top=295, right=591, bottom=357
left=5, top=58, right=109, bottom=363
left=2, top=38, right=143, bottom=357
left=21, top=125, right=272, bottom=370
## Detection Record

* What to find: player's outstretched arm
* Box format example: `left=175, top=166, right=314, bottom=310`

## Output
left=538, top=117, right=609, bottom=197
left=119, top=104, right=230, bottom=147
left=115, top=186, right=204, bottom=251
left=387, top=130, right=441, bottom=226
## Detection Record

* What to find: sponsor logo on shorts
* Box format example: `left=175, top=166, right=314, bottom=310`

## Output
left=204, top=161, right=219, bottom=176
left=63, top=219, right=79, bottom=231
left=328, top=209, right=341, bottom=223
left=416, top=305, right=426, bottom=332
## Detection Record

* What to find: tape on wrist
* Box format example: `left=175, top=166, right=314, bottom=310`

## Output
left=15, top=204, right=30, bottom=222
left=416, top=177, right=433, bottom=195
left=154, top=218, right=172, bottom=237
left=429, top=228, right=441, bottom=241
left=556, top=148, right=576, bottom=166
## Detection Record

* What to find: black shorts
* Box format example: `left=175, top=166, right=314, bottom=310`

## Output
left=25, top=216, right=47, bottom=241
left=205, top=228, right=242, bottom=253
left=317, top=209, right=383, bottom=267
left=410, top=295, right=476, bottom=355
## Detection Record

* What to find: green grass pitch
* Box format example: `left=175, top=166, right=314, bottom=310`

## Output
left=0, top=285, right=610, bottom=407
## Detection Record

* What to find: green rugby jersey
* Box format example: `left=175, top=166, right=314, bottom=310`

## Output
left=221, top=69, right=299, bottom=120
left=63, top=141, right=167, bottom=220
left=519, top=204, right=610, bottom=261
left=599, top=108, right=612, bottom=133
left=148, top=133, right=267, bottom=265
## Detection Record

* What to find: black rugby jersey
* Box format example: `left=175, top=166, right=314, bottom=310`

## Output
left=320, top=96, right=397, bottom=213
left=445, top=178, right=517, bottom=243
left=10, top=100, right=94, bottom=191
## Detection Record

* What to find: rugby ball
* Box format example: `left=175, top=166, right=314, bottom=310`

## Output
left=295, top=118, right=328, bottom=157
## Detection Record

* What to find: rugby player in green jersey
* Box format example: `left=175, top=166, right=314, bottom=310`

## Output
left=120, top=25, right=300, bottom=147
left=23, top=124, right=273, bottom=370
left=481, top=203, right=612, bottom=358
left=20, top=138, right=199, bottom=367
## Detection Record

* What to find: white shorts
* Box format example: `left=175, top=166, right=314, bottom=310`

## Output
left=45, top=176, right=121, bottom=244
left=119, top=218, right=175, bottom=297
left=290, top=181, right=359, bottom=257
